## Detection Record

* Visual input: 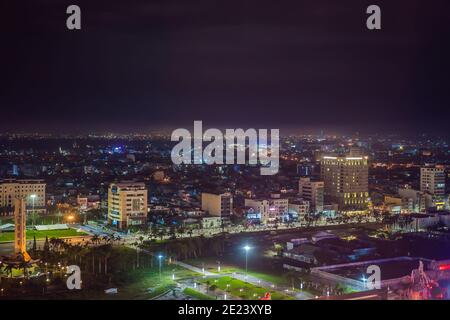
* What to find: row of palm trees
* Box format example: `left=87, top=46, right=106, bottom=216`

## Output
left=0, top=233, right=124, bottom=281
left=133, top=233, right=226, bottom=262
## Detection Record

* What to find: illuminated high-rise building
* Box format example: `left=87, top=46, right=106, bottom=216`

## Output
left=320, top=153, right=369, bottom=211
left=108, top=182, right=148, bottom=229
left=420, top=166, right=445, bottom=197
left=420, top=165, right=446, bottom=210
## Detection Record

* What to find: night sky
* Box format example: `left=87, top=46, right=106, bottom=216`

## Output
left=1, top=0, right=450, bottom=134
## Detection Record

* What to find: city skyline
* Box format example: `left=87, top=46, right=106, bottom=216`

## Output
left=2, top=0, right=450, bottom=133
left=1, top=0, right=450, bottom=303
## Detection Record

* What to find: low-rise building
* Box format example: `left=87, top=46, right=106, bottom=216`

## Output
left=201, top=192, right=233, bottom=218
left=288, top=200, right=310, bottom=220
left=245, top=195, right=289, bottom=224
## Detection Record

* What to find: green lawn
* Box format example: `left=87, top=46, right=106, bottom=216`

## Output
left=0, top=229, right=87, bottom=242
left=201, top=276, right=293, bottom=300
left=184, top=257, right=288, bottom=285
left=46, top=260, right=202, bottom=300
left=183, top=288, right=215, bottom=300
left=218, top=267, right=287, bottom=285
left=111, top=263, right=202, bottom=300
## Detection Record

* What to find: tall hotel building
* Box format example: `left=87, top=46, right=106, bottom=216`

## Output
left=0, top=179, right=46, bottom=215
left=320, top=154, right=369, bottom=211
left=420, top=166, right=445, bottom=196
left=420, top=165, right=446, bottom=210
left=108, top=182, right=148, bottom=229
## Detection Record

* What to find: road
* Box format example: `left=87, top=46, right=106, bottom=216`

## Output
left=123, top=217, right=379, bottom=244
left=1, top=218, right=379, bottom=257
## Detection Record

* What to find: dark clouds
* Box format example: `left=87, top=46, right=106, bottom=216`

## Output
left=1, top=0, right=450, bottom=134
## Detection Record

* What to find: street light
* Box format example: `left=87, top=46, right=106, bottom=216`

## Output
left=158, top=255, right=163, bottom=281
left=243, top=245, right=251, bottom=278
left=30, top=194, right=37, bottom=228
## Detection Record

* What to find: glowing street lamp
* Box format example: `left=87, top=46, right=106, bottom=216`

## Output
left=243, top=245, right=251, bottom=278
left=30, top=194, right=37, bottom=228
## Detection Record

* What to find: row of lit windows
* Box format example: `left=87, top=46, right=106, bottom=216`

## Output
left=344, top=200, right=368, bottom=205
left=343, top=192, right=369, bottom=198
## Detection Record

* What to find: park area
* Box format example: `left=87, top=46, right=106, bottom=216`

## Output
left=0, top=228, right=87, bottom=242
left=199, top=276, right=294, bottom=300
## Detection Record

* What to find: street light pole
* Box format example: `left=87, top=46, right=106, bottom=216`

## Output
left=245, top=251, right=248, bottom=275
left=30, top=194, right=36, bottom=228
left=243, top=245, right=250, bottom=279
left=158, top=255, right=163, bottom=281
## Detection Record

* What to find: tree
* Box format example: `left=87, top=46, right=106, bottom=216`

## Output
left=3, top=263, right=14, bottom=278
left=90, top=234, right=100, bottom=246
left=177, top=226, right=185, bottom=238
left=113, top=234, right=122, bottom=245
left=151, top=225, right=159, bottom=240
left=32, top=236, right=37, bottom=254
left=43, top=236, right=50, bottom=258
left=209, top=284, right=218, bottom=292
left=18, top=260, right=31, bottom=279
left=169, top=225, right=177, bottom=239
left=283, top=270, right=298, bottom=289
left=158, top=228, right=166, bottom=241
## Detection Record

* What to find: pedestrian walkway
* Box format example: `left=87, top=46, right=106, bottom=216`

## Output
left=175, top=260, right=215, bottom=276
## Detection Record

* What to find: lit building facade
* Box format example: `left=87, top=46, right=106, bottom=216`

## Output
left=320, top=155, right=369, bottom=211
left=108, top=182, right=148, bottom=229
left=288, top=200, right=310, bottom=220
left=420, top=166, right=447, bottom=210
left=201, top=192, right=233, bottom=218
left=298, top=177, right=324, bottom=213
left=0, top=179, right=46, bottom=215
left=420, top=166, right=445, bottom=196
left=245, top=196, right=289, bottom=224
